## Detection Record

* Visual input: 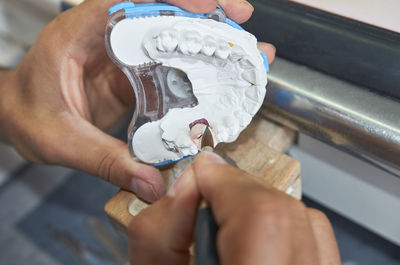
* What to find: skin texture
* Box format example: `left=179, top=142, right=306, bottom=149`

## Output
left=0, top=0, right=275, bottom=202
left=129, top=152, right=342, bottom=265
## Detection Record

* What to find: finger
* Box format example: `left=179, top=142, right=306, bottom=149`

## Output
left=258, top=42, right=276, bottom=64
left=192, top=152, right=320, bottom=265
left=307, top=208, right=342, bottom=265
left=143, top=0, right=255, bottom=24
left=192, top=151, right=275, bottom=224
left=192, top=152, right=286, bottom=265
left=218, top=0, right=254, bottom=24
left=56, top=119, right=165, bottom=202
left=164, top=0, right=218, bottom=13
left=129, top=166, right=201, bottom=265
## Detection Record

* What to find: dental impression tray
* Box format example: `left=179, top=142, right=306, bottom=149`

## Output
left=105, top=2, right=269, bottom=167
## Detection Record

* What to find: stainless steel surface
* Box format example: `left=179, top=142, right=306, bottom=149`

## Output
left=262, top=57, right=400, bottom=173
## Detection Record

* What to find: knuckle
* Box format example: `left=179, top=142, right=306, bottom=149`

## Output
left=307, top=208, right=330, bottom=226
left=244, top=192, right=286, bottom=220
left=289, top=199, right=308, bottom=214
left=243, top=191, right=307, bottom=225
left=97, top=148, right=123, bottom=183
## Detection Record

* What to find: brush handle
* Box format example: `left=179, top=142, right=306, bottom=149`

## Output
left=195, top=206, right=219, bottom=265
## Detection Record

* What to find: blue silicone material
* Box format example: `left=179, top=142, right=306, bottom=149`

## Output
left=154, top=153, right=197, bottom=168
left=260, top=52, right=270, bottom=73
left=109, top=1, right=136, bottom=14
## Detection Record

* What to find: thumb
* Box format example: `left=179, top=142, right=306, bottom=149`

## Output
left=71, top=0, right=218, bottom=41
left=129, top=165, right=201, bottom=265
left=61, top=120, right=165, bottom=202
left=163, top=0, right=217, bottom=13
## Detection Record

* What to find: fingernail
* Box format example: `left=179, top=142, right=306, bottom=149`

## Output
left=131, top=179, right=158, bottom=202
left=203, top=151, right=228, bottom=164
left=240, top=0, right=254, bottom=11
left=258, top=42, right=276, bottom=52
left=167, top=166, right=195, bottom=197
left=268, top=43, right=276, bottom=52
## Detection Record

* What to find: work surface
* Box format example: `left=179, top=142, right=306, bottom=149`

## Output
left=105, top=116, right=301, bottom=236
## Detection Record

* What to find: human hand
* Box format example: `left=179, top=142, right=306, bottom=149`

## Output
left=0, top=0, right=275, bottom=202
left=128, top=151, right=341, bottom=265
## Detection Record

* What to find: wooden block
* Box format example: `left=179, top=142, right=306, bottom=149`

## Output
left=105, top=117, right=300, bottom=236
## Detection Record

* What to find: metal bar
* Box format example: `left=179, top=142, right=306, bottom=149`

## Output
left=262, top=58, right=400, bottom=174
left=244, top=0, right=400, bottom=100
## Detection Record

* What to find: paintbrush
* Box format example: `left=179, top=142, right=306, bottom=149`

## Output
left=194, top=126, right=220, bottom=265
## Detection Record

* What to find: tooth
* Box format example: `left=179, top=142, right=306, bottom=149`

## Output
left=234, top=110, right=252, bottom=126
left=179, top=31, right=202, bottom=55
left=156, top=28, right=179, bottom=52
left=201, top=35, right=217, bottom=56
left=224, top=116, right=239, bottom=129
left=223, top=116, right=240, bottom=137
left=215, top=41, right=231, bottom=59
left=239, top=57, right=254, bottom=69
left=230, top=45, right=245, bottom=62
left=241, top=69, right=256, bottom=84
left=245, top=87, right=260, bottom=101
left=236, top=80, right=250, bottom=87
left=242, top=99, right=259, bottom=115
left=219, top=94, right=238, bottom=107
left=216, top=128, right=228, bottom=142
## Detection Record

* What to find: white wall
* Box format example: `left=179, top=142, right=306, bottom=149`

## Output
left=291, top=134, right=400, bottom=246
left=291, top=0, right=400, bottom=33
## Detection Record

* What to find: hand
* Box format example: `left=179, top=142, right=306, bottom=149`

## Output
left=0, top=0, right=275, bottom=202
left=128, top=151, right=341, bottom=265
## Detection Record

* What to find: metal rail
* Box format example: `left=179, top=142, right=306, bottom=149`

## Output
left=262, top=58, right=400, bottom=174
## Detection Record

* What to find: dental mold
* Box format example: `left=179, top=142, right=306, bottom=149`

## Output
left=105, top=2, right=268, bottom=167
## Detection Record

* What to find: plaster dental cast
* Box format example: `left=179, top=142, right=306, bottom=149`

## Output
left=108, top=5, right=268, bottom=165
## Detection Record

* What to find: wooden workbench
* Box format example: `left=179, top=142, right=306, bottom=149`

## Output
left=105, top=116, right=300, bottom=237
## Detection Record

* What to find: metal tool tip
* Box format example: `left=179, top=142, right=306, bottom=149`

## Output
left=201, top=126, right=214, bottom=149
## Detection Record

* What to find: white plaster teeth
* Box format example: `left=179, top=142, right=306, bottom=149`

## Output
left=223, top=116, right=240, bottom=137
left=219, top=94, right=238, bottom=107
left=239, top=57, right=255, bottom=69
left=245, top=86, right=260, bottom=101
left=201, top=35, right=217, bottom=56
left=234, top=110, right=252, bottom=126
left=178, top=31, right=203, bottom=55
left=241, top=69, right=257, bottom=85
left=128, top=18, right=267, bottom=164
left=242, top=99, right=260, bottom=115
left=215, top=41, right=231, bottom=59
left=230, top=45, right=245, bottom=61
left=156, top=28, right=179, bottom=52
